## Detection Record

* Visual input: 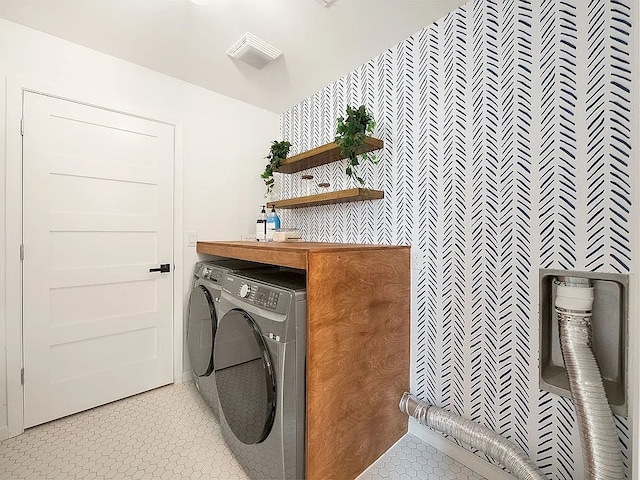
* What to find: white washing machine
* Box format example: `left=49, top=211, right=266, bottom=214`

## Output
left=215, top=268, right=306, bottom=480
left=186, top=260, right=274, bottom=418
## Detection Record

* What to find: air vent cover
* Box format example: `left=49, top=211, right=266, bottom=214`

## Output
left=315, top=0, right=337, bottom=7
left=227, top=33, right=282, bottom=69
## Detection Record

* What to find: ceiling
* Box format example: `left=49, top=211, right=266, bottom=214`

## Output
left=0, top=0, right=468, bottom=113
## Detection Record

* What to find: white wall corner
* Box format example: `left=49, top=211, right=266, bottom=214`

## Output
left=172, top=121, right=185, bottom=385
left=181, top=370, right=193, bottom=384
left=0, top=73, right=8, bottom=436
left=5, top=77, right=24, bottom=437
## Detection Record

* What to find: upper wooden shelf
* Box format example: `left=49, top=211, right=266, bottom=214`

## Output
left=267, top=188, right=383, bottom=209
left=276, top=136, right=383, bottom=174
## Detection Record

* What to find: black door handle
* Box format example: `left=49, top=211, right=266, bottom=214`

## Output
left=150, top=263, right=171, bottom=273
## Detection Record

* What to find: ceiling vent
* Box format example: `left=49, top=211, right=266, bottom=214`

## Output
left=227, top=33, right=282, bottom=69
left=315, top=0, right=337, bottom=7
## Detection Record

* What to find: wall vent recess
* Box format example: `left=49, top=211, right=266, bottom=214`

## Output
left=226, top=32, right=282, bottom=69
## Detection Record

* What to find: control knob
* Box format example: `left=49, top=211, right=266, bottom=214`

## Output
left=239, top=283, right=251, bottom=298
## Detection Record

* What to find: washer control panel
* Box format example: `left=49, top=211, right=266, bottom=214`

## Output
left=234, top=282, right=280, bottom=311
left=255, top=287, right=280, bottom=310
left=199, top=265, right=223, bottom=283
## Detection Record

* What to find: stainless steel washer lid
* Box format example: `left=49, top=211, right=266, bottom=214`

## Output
left=198, top=259, right=274, bottom=271
left=195, top=260, right=278, bottom=285
left=232, top=268, right=306, bottom=292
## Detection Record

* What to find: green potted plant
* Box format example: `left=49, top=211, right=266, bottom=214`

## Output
left=261, top=140, right=292, bottom=196
left=334, top=105, right=378, bottom=186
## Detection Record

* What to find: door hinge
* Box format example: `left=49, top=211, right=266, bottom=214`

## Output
left=20, top=244, right=24, bottom=262
left=20, top=118, right=24, bottom=136
left=20, top=368, right=24, bottom=385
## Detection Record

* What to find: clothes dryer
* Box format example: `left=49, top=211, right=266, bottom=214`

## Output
left=215, top=269, right=306, bottom=480
left=186, top=260, right=274, bottom=418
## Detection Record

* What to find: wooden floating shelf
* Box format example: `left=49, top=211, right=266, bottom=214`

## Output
left=276, top=136, right=383, bottom=174
left=267, top=188, right=384, bottom=209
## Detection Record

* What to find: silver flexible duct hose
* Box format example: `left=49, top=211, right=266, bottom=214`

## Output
left=555, top=277, right=624, bottom=480
left=399, top=392, right=546, bottom=480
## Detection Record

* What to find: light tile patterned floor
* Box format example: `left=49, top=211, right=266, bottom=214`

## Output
left=0, top=382, right=247, bottom=480
left=357, top=435, right=486, bottom=480
left=0, top=382, right=485, bottom=480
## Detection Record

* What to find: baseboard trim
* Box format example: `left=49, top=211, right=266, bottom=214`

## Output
left=408, top=419, right=516, bottom=480
left=181, top=371, right=193, bottom=383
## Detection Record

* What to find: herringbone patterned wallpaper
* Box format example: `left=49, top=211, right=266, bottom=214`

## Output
left=279, top=1, right=634, bottom=477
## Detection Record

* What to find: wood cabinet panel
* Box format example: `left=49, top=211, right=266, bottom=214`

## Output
left=306, top=249, right=410, bottom=480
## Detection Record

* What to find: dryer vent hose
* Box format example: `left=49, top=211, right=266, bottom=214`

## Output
left=399, top=276, right=624, bottom=479
left=399, top=392, right=546, bottom=480
left=555, top=276, right=624, bottom=480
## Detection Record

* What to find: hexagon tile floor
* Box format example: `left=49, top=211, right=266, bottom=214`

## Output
left=357, top=435, right=486, bottom=480
left=0, top=381, right=486, bottom=480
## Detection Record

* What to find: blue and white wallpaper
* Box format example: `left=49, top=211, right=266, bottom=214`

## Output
left=278, top=0, right=634, bottom=478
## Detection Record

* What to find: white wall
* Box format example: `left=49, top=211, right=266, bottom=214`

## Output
left=0, top=72, right=7, bottom=439
left=0, top=17, right=279, bottom=437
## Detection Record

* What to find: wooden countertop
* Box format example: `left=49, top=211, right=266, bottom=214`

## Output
left=196, top=241, right=409, bottom=270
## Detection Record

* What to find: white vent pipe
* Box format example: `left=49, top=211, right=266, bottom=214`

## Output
left=555, top=276, right=624, bottom=480
left=399, top=392, right=546, bottom=480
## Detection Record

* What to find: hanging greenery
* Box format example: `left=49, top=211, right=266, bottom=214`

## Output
left=334, top=105, right=378, bottom=186
left=261, top=140, right=292, bottom=194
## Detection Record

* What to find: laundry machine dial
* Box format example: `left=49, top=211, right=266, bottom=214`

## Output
left=239, top=283, right=251, bottom=298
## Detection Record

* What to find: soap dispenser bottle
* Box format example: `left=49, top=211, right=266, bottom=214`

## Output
left=266, top=206, right=281, bottom=242
left=256, top=205, right=267, bottom=241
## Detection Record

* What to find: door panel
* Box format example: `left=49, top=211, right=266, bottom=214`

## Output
left=22, top=92, right=174, bottom=428
left=50, top=174, right=158, bottom=215
left=49, top=281, right=157, bottom=326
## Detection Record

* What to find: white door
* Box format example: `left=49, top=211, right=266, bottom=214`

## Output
left=22, top=92, right=175, bottom=428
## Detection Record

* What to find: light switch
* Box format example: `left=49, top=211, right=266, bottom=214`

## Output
left=187, top=231, right=197, bottom=247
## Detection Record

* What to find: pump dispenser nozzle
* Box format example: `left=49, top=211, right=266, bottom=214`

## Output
left=266, top=206, right=281, bottom=242
left=256, top=205, right=267, bottom=241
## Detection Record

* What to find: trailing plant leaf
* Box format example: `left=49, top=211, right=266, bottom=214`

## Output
left=262, top=140, right=292, bottom=194
left=334, top=105, right=377, bottom=186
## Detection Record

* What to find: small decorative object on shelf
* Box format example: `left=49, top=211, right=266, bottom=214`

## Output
left=301, top=174, right=315, bottom=196
left=334, top=105, right=378, bottom=186
left=261, top=140, right=292, bottom=197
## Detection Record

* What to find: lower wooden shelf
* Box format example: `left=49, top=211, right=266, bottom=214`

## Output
left=267, top=188, right=384, bottom=209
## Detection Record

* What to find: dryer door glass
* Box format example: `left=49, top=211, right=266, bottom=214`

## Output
left=214, top=309, right=276, bottom=445
left=186, top=285, right=216, bottom=377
